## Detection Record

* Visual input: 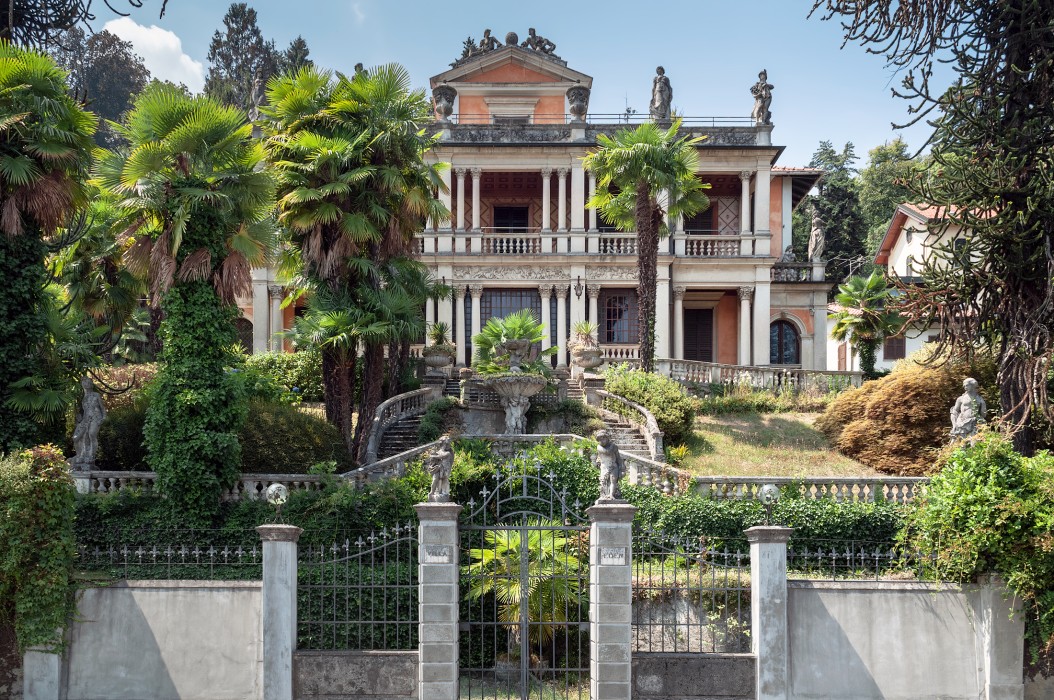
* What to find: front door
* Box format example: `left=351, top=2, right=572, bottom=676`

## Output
left=683, top=308, right=714, bottom=361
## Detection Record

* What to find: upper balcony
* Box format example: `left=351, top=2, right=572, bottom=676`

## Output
left=427, top=113, right=767, bottom=148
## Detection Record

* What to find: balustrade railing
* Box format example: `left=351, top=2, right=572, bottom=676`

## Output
left=682, top=235, right=742, bottom=257
left=596, top=389, right=664, bottom=462
left=656, top=358, right=863, bottom=392
left=770, top=263, right=815, bottom=282
left=602, top=344, right=641, bottom=364
left=597, top=233, right=638, bottom=255
left=74, top=471, right=326, bottom=501
left=364, top=387, right=438, bottom=464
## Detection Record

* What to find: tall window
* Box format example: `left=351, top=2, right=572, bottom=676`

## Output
left=599, top=289, right=639, bottom=344
left=770, top=320, right=800, bottom=365
left=480, top=288, right=542, bottom=324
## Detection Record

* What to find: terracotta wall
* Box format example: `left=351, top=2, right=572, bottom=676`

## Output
left=534, top=95, right=565, bottom=123
left=716, top=293, right=738, bottom=364
left=769, top=177, right=783, bottom=249
left=456, top=95, right=488, bottom=123
left=461, top=64, right=553, bottom=83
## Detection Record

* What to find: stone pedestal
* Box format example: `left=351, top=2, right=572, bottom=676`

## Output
left=587, top=501, right=636, bottom=700
left=415, top=502, right=462, bottom=700
left=746, top=525, right=792, bottom=700
left=258, top=524, right=303, bottom=700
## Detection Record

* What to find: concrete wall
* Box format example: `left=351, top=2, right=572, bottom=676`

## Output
left=294, top=651, right=418, bottom=699
left=633, top=653, right=755, bottom=699
left=788, top=580, right=1023, bottom=700
left=63, top=580, right=262, bottom=700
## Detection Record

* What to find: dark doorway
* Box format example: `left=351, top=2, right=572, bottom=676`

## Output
left=493, top=206, right=529, bottom=232
left=683, top=308, right=714, bottom=361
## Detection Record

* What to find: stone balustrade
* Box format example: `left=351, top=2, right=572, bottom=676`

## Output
left=74, top=471, right=326, bottom=500
left=656, top=358, right=863, bottom=391
left=601, top=344, right=640, bottom=364
left=595, top=389, right=664, bottom=462
left=363, top=386, right=439, bottom=464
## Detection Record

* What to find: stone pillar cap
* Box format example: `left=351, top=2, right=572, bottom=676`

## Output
left=256, top=524, right=303, bottom=542
left=744, top=525, right=793, bottom=544
left=586, top=501, right=636, bottom=522
left=414, top=501, right=464, bottom=521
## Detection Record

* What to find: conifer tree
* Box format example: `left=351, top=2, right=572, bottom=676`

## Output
left=204, top=3, right=278, bottom=111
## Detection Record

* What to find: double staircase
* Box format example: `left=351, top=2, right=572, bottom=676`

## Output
left=377, top=415, right=424, bottom=460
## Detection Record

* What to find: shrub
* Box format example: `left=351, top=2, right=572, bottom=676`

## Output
left=418, top=397, right=462, bottom=443
left=91, top=363, right=159, bottom=411
left=814, top=350, right=997, bottom=475
left=604, top=364, right=698, bottom=444
left=239, top=399, right=349, bottom=473
left=0, top=446, right=76, bottom=652
left=97, top=400, right=149, bottom=471
left=902, top=434, right=1054, bottom=668
left=244, top=350, right=324, bottom=402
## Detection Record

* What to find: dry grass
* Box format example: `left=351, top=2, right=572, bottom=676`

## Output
left=679, top=412, right=880, bottom=478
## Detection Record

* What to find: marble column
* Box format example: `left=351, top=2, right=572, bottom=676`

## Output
left=251, top=270, right=269, bottom=354
left=813, top=302, right=828, bottom=371
left=740, top=170, right=753, bottom=255
left=455, top=167, right=467, bottom=231
left=738, top=286, right=753, bottom=366
left=655, top=272, right=671, bottom=359
left=268, top=284, right=283, bottom=352
left=587, top=172, right=597, bottom=231
left=541, top=167, right=552, bottom=232
left=469, top=284, right=483, bottom=361
left=425, top=293, right=435, bottom=334
left=555, top=285, right=568, bottom=366
left=570, top=163, right=585, bottom=231
left=752, top=281, right=771, bottom=366
left=453, top=286, right=466, bottom=366
left=587, top=284, right=601, bottom=326
left=539, top=284, right=552, bottom=352
left=557, top=168, right=568, bottom=232
left=753, top=165, right=772, bottom=256
left=470, top=167, right=482, bottom=231
left=673, top=286, right=686, bottom=361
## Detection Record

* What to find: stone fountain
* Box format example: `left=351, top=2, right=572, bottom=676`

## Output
left=481, top=338, right=549, bottom=435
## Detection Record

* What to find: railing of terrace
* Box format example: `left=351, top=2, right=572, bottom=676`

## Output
left=73, top=471, right=327, bottom=501
left=655, top=358, right=863, bottom=392
left=596, top=233, right=638, bottom=255
left=363, top=386, right=438, bottom=464
left=681, top=235, right=742, bottom=257
left=601, top=344, right=640, bottom=364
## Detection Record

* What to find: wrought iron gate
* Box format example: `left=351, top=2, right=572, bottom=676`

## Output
left=459, top=465, right=590, bottom=700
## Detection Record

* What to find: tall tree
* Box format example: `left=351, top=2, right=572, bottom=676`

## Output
left=95, top=82, right=275, bottom=524
left=279, top=35, right=311, bottom=74
left=857, top=138, right=915, bottom=254
left=794, top=141, right=867, bottom=285
left=584, top=121, right=710, bottom=372
left=204, top=3, right=278, bottom=111
left=51, top=27, right=150, bottom=146
left=264, top=64, right=446, bottom=461
left=0, top=0, right=168, bottom=49
left=812, top=0, right=1054, bottom=455
left=0, top=42, right=96, bottom=451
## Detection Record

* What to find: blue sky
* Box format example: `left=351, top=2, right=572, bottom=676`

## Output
left=102, top=0, right=948, bottom=167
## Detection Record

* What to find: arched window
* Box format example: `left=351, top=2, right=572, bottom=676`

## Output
left=234, top=317, right=254, bottom=354
left=770, top=320, right=800, bottom=365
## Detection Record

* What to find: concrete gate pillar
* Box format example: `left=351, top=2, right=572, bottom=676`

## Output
left=586, top=500, right=637, bottom=700
left=258, top=524, right=303, bottom=700
left=746, top=525, right=792, bottom=700
left=414, top=501, right=462, bottom=700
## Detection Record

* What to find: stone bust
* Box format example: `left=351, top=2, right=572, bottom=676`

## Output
left=71, top=376, right=106, bottom=471
left=595, top=430, right=625, bottom=501
left=650, top=66, right=672, bottom=121
left=950, top=378, right=987, bottom=440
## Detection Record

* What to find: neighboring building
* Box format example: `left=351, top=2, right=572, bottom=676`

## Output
left=828, top=202, right=965, bottom=372
left=245, top=30, right=831, bottom=369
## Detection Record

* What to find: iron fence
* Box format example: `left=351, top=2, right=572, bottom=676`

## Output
left=632, top=531, right=751, bottom=653
left=297, top=524, right=419, bottom=651
left=787, top=540, right=929, bottom=580
left=77, top=540, right=262, bottom=580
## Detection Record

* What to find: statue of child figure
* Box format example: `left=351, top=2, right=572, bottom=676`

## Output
left=595, top=430, right=625, bottom=501
left=950, top=377, right=987, bottom=440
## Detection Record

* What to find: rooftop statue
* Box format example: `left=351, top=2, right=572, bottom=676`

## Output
left=479, top=29, right=501, bottom=53
left=750, top=69, right=774, bottom=125
left=650, top=66, right=672, bottom=121
left=807, top=205, right=825, bottom=262
left=521, top=27, right=556, bottom=55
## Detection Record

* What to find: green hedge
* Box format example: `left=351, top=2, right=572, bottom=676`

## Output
left=604, top=365, right=698, bottom=444
left=245, top=350, right=324, bottom=402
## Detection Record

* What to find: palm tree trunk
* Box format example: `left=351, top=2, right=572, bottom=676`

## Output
left=354, top=341, right=385, bottom=463
left=635, top=183, right=658, bottom=373
left=322, top=346, right=356, bottom=455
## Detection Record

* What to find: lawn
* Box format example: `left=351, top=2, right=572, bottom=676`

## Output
left=679, top=412, right=879, bottom=478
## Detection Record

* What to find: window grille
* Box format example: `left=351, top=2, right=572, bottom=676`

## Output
left=599, top=289, right=638, bottom=344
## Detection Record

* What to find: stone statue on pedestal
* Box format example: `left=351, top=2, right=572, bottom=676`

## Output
left=566, top=86, right=590, bottom=122
left=750, top=69, right=774, bottom=125
left=521, top=28, right=556, bottom=55
left=479, top=29, right=501, bottom=53
left=950, top=378, right=987, bottom=440
left=425, top=435, right=454, bottom=502
left=433, top=86, right=456, bottom=122
left=807, top=206, right=825, bottom=262
left=650, top=66, right=672, bottom=122
left=596, top=430, right=625, bottom=501
left=71, top=376, right=106, bottom=471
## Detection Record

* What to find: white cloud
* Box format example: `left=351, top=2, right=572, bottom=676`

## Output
left=103, top=17, right=205, bottom=93
left=353, top=2, right=366, bottom=24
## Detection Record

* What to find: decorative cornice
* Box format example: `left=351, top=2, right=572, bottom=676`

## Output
left=453, top=265, right=564, bottom=281
left=585, top=265, right=638, bottom=281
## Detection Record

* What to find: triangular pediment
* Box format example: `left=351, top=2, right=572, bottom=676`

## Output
left=431, top=45, right=592, bottom=89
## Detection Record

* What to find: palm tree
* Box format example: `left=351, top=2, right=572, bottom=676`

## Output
left=264, top=64, right=446, bottom=462
left=583, top=121, right=710, bottom=372
left=94, top=82, right=275, bottom=521
left=0, top=41, right=96, bottom=450
left=829, top=272, right=904, bottom=378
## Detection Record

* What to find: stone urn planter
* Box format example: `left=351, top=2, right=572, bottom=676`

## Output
left=571, top=346, right=604, bottom=370
left=422, top=347, right=454, bottom=375
left=483, top=374, right=548, bottom=434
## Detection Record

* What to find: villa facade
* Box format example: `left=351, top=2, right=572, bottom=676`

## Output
left=246, top=31, right=831, bottom=370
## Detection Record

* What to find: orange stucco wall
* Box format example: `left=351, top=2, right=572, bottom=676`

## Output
left=534, top=94, right=565, bottom=124
left=716, top=293, right=738, bottom=364
left=775, top=309, right=813, bottom=335
left=457, top=95, right=488, bottom=123
left=462, top=63, right=555, bottom=83
left=769, top=177, right=783, bottom=248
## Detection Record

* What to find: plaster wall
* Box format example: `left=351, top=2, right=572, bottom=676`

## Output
left=788, top=581, right=1023, bottom=700
left=62, top=580, right=262, bottom=700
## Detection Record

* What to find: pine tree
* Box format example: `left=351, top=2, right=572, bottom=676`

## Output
left=204, top=3, right=279, bottom=110
left=279, top=35, right=312, bottom=74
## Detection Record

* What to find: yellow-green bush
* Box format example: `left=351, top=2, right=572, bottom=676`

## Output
left=816, top=350, right=997, bottom=474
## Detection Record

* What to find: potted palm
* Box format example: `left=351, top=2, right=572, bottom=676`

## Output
left=423, top=322, right=456, bottom=374
left=569, top=320, right=604, bottom=372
